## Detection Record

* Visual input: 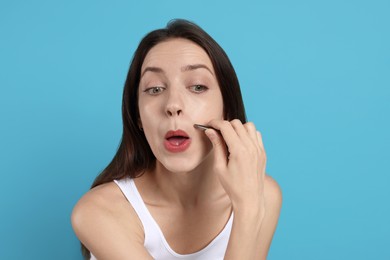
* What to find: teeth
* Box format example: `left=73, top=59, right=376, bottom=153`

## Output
left=168, top=136, right=187, bottom=146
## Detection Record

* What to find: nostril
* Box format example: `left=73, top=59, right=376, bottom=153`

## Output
left=166, top=108, right=182, bottom=116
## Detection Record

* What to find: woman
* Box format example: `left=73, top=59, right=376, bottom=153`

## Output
left=72, top=19, right=282, bottom=260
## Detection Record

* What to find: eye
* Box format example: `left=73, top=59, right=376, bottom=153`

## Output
left=145, top=86, right=165, bottom=95
left=189, top=85, right=208, bottom=93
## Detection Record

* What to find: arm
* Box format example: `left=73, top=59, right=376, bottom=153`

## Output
left=71, top=183, right=154, bottom=260
left=225, top=176, right=282, bottom=260
left=206, top=120, right=282, bottom=260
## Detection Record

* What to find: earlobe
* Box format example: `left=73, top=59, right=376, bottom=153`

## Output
left=138, top=119, right=143, bottom=131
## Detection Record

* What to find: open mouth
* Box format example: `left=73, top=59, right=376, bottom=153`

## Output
left=164, top=130, right=191, bottom=152
left=166, top=136, right=189, bottom=146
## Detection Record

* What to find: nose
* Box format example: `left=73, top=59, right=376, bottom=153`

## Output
left=165, top=89, right=184, bottom=117
left=166, top=106, right=182, bottom=116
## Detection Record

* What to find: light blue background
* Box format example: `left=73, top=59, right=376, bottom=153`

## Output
left=1, top=0, right=389, bottom=259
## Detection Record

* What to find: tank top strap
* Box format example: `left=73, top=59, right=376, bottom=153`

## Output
left=113, top=178, right=163, bottom=250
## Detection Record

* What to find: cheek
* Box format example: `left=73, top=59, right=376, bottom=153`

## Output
left=186, top=94, right=224, bottom=122
left=138, top=100, right=158, bottom=127
left=189, top=104, right=220, bottom=123
left=138, top=100, right=161, bottom=147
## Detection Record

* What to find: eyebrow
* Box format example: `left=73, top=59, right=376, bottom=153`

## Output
left=181, top=64, right=214, bottom=75
left=141, top=64, right=214, bottom=78
left=141, top=67, right=164, bottom=78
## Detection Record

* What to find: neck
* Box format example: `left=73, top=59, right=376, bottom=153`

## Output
left=145, top=159, right=226, bottom=208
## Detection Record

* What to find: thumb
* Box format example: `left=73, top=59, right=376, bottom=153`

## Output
left=204, top=129, right=228, bottom=166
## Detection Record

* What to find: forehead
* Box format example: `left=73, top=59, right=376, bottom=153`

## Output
left=141, top=38, right=214, bottom=72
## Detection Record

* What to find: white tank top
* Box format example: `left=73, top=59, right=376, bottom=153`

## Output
left=90, top=177, right=233, bottom=260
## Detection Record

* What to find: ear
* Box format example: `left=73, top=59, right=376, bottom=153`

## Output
left=138, top=118, right=143, bottom=131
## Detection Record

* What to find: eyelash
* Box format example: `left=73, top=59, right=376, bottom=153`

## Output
left=188, top=85, right=208, bottom=93
left=144, top=86, right=165, bottom=95
left=143, top=85, right=208, bottom=95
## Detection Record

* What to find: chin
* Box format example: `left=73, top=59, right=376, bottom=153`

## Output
left=157, top=149, right=213, bottom=174
left=159, top=158, right=200, bottom=174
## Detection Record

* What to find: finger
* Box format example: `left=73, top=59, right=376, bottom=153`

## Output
left=204, top=128, right=228, bottom=167
left=256, top=131, right=265, bottom=151
left=244, top=122, right=262, bottom=163
left=243, top=122, right=259, bottom=147
left=207, top=119, right=240, bottom=151
left=256, top=131, right=266, bottom=178
left=229, top=119, right=246, bottom=137
left=230, top=119, right=253, bottom=147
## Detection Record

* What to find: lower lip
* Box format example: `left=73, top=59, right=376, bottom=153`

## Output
left=164, top=139, right=191, bottom=153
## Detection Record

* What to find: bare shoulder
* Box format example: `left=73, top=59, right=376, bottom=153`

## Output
left=72, top=182, right=124, bottom=215
left=71, top=181, right=143, bottom=242
left=264, top=174, right=283, bottom=209
left=71, top=181, right=151, bottom=259
left=72, top=182, right=130, bottom=224
left=256, top=175, right=282, bottom=257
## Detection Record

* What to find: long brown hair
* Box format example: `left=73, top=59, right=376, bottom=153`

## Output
left=81, top=19, right=246, bottom=259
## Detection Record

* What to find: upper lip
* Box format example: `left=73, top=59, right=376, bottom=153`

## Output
left=165, top=129, right=189, bottom=139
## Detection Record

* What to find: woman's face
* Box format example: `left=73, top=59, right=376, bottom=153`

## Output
left=138, top=38, right=224, bottom=173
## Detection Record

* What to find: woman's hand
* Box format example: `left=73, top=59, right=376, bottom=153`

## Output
left=205, top=119, right=266, bottom=217
left=205, top=119, right=281, bottom=260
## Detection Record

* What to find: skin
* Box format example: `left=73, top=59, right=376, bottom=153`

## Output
left=72, top=38, right=282, bottom=260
